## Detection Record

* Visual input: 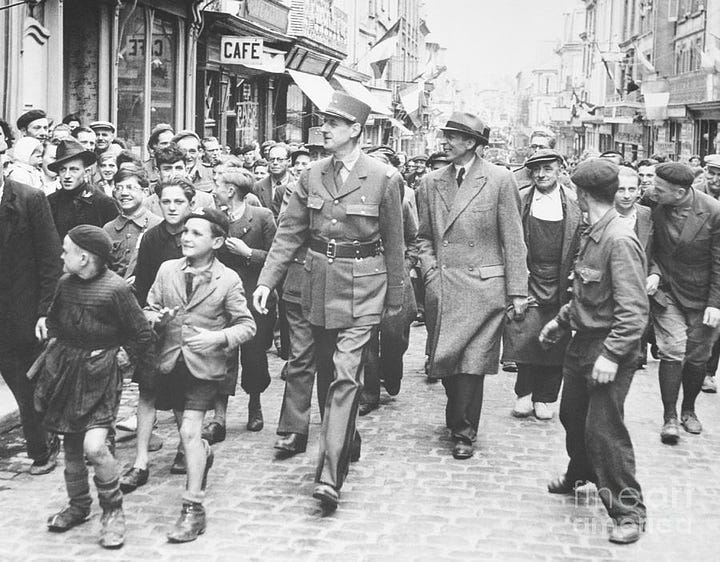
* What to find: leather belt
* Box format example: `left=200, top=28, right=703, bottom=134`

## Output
left=310, top=238, right=384, bottom=259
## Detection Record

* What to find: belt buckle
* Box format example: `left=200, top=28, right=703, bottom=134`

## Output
left=353, top=240, right=362, bottom=261
left=326, top=240, right=337, bottom=259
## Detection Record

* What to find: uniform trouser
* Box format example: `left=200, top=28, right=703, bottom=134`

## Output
left=0, top=345, right=50, bottom=461
left=442, top=374, right=485, bottom=444
left=312, top=324, right=373, bottom=490
left=238, top=307, right=273, bottom=395
left=277, top=296, right=290, bottom=361
left=560, top=333, right=646, bottom=525
left=362, top=318, right=411, bottom=404
left=514, top=363, right=564, bottom=403
left=277, top=300, right=319, bottom=436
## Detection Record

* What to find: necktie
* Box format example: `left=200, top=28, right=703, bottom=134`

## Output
left=185, top=272, right=195, bottom=302
left=456, top=167, right=465, bottom=187
left=333, top=160, right=344, bottom=189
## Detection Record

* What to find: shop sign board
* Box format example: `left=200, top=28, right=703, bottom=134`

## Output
left=221, top=36, right=264, bottom=65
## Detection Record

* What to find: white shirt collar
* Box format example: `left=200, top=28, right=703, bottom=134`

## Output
left=333, top=145, right=362, bottom=172
left=453, top=155, right=476, bottom=176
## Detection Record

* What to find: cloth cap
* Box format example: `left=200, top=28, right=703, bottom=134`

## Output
left=321, top=92, right=371, bottom=126
left=655, top=162, right=695, bottom=187
left=599, top=150, right=623, bottom=158
left=186, top=207, right=229, bottom=236
left=89, top=120, right=116, bottom=133
left=12, top=137, right=43, bottom=165
left=570, top=158, right=619, bottom=193
left=365, top=145, right=396, bottom=157
left=172, top=130, right=200, bottom=144
left=410, top=154, right=428, bottom=163
left=440, top=112, right=490, bottom=143
left=17, top=109, right=47, bottom=130
left=427, top=151, right=451, bottom=164
left=704, top=154, right=720, bottom=170
left=525, top=148, right=564, bottom=169
left=68, top=225, right=113, bottom=264
left=147, top=124, right=174, bottom=149
left=48, top=138, right=97, bottom=173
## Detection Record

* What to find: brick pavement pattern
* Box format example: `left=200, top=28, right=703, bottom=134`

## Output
left=0, top=325, right=718, bottom=561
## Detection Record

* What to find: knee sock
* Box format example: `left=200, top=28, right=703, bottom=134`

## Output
left=681, top=363, right=706, bottom=414
left=658, top=360, right=683, bottom=421
left=63, top=435, right=91, bottom=512
left=213, top=395, right=229, bottom=426
left=94, top=476, right=123, bottom=512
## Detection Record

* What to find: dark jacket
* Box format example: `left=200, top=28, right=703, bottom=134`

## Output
left=47, top=182, right=118, bottom=239
left=132, top=221, right=183, bottom=306
left=253, top=175, right=286, bottom=218
left=0, top=179, right=62, bottom=350
left=650, top=188, right=720, bottom=310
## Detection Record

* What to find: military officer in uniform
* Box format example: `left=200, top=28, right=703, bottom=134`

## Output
left=416, top=112, right=528, bottom=460
left=540, top=159, right=648, bottom=544
left=503, top=149, right=583, bottom=420
left=253, top=92, right=405, bottom=509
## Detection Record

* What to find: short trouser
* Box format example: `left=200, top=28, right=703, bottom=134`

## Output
left=652, top=296, right=720, bottom=366
left=155, top=358, right=218, bottom=412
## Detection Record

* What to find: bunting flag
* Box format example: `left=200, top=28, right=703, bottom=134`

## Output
left=633, top=44, right=656, bottom=74
left=367, top=20, right=401, bottom=79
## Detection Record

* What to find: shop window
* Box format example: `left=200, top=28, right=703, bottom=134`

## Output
left=285, top=83, right=304, bottom=143
left=150, top=13, right=177, bottom=129
left=117, top=6, right=147, bottom=148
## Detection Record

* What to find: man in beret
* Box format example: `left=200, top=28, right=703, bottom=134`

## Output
left=416, top=111, right=527, bottom=460
left=600, top=150, right=624, bottom=166
left=647, top=162, right=720, bottom=443
left=540, top=158, right=648, bottom=544
left=17, top=110, right=50, bottom=143
left=503, top=149, right=582, bottom=420
left=173, top=131, right=215, bottom=194
left=253, top=92, right=405, bottom=509
left=89, top=121, right=116, bottom=157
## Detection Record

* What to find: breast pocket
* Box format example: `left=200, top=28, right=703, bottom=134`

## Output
left=345, top=204, right=380, bottom=240
left=575, top=265, right=606, bottom=306
left=306, top=195, right=325, bottom=230
left=352, top=257, right=387, bottom=318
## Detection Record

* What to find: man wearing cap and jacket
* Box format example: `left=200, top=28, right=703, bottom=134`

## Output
left=503, top=149, right=582, bottom=421
left=646, top=162, right=720, bottom=444
left=17, top=110, right=50, bottom=143
left=144, top=124, right=175, bottom=184
left=416, top=111, right=528, bottom=460
left=89, top=121, right=116, bottom=157
left=253, top=92, right=405, bottom=509
left=47, top=138, right=118, bottom=239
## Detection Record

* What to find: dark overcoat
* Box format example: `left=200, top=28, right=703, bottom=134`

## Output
left=416, top=158, right=528, bottom=376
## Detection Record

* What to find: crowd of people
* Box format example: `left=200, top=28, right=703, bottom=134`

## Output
left=0, top=95, right=718, bottom=550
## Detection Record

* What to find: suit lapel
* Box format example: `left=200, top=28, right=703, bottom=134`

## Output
left=443, top=158, right=487, bottom=234
left=232, top=207, right=253, bottom=239
left=433, top=166, right=454, bottom=211
left=676, top=207, right=709, bottom=252
left=335, top=152, right=368, bottom=199
left=170, top=260, right=189, bottom=305
left=635, top=206, right=652, bottom=250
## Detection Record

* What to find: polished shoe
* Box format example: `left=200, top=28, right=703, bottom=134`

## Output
left=660, top=418, right=680, bottom=444
left=547, top=474, right=586, bottom=495
left=608, top=520, right=644, bottom=544
left=30, top=435, right=60, bottom=475
left=512, top=394, right=533, bottom=418
left=99, top=506, right=125, bottom=549
left=384, top=377, right=402, bottom=396
left=681, top=411, right=703, bottom=434
left=452, top=441, right=474, bottom=460
left=702, top=375, right=717, bottom=393
left=47, top=505, right=90, bottom=532
left=533, top=402, right=553, bottom=420
left=119, top=467, right=149, bottom=494
left=502, top=361, right=518, bottom=373
left=274, top=433, right=307, bottom=455
left=201, top=440, right=214, bottom=491
left=247, top=395, right=264, bottom=432
left=167, top=501, right=206, bottom=543
left=359, top=401, right=379, bottom=416
left=201, top=421, right=226, bottom=445
left=170, top=451, right=187, bottom=474
left=313, top=483, right=339, bottom=509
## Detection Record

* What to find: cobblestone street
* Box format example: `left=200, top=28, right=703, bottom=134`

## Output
left=0, top=325, right=718, bottom=561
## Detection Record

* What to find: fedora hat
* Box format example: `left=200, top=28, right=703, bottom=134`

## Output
left=440, top=112, right=490, bottom=143
left=48, top=138, right=97, bottom=173
left=321, top=92, right=371, bottom=126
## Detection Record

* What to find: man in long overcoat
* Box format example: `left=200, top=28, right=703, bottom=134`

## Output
left=416, top=112, right=528, bottom=459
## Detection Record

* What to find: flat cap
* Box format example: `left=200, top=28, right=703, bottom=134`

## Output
left=599, top=150, right=623, bottom=158
left=17, top=109, right=47, bottom=130
left=570, top=158, right=619, bottom=192
left=172, top=130, right=200, bottom=143
left=655, top=162, right=695, bottom=187
left=704, top=154, right=720, bottom=170
left=427, top=151, right=451, bottom=165
left=147, top=124, right=174, bottom=149
left=410, top=154, right=428, bottom=163
left=365, top=145, right=396, bottom=157
left=89, top=120, right=116, bottom=133
left=68, top=225, right=113, bottom=264
left=186, top=207, right=229, bottom=236
left=525, top=148, right=564, bottom=168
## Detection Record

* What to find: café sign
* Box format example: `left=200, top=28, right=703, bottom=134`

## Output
left=221, top=36, right=264, bottom=65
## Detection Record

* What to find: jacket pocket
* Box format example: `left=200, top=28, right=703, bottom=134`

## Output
left=306, top=196, right=324, bottom=210
left=479, top=264, right=505, bottom=279
left=352, top=258, right=387, bottom=318
left=576, top=265, right=605, bottom=304
left=346, top=204, right=380, bottom=217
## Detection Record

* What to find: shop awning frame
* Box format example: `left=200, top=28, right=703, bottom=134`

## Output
left=288, top=69, right=336, bottom=111
left=333, top=77, right=392, bottom=116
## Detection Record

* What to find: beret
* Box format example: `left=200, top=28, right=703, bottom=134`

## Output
left=570, top=158, right=619, bottom=192
left=525, top=148, right=564, bottom=168
left=172, top=130, right=200, bottom=144
left=655, top=162, right=695, bottom=187
left=89, top=120, right=116, bottom=133
left=186, top=207, right=229, bottom=236
left=147, top=124, right=174, bottom=148
left=704, top=154, right=720, bottom=170
left=599, top=150, right=623, bottom=158
left=68, top=225, right=113, bottom=264
left=17, top=109, right=47, bottom=130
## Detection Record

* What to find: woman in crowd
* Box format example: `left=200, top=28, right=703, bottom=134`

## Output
left=8, top=136, right=44, bottom=189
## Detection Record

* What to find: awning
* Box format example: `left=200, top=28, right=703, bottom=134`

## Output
left=389, top=117, right=414, bottom=137
left=334, top=77, right=392, bottom=116
left=288, top=69, right=335, bottom=111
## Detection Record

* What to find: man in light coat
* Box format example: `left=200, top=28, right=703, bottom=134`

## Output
left=416, top=112, right=528, bottom=460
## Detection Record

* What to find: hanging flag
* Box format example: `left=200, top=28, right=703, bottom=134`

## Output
left=699, top=44, right=720, bottom=74
left=367, top=20, right=401, bottom=79
left=634, top=46, right=656, bottom=74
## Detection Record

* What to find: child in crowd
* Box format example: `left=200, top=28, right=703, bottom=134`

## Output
left=34, top=225, right=152, bottom=549
left=145, top=207, right=256, bottom=542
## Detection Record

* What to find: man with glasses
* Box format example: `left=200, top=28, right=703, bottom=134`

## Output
left=254, top=143, right=292, bottom=219
left=514, top=130, right=557, bottom=190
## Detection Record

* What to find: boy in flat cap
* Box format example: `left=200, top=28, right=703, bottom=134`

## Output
left=646, top=162, right=720, bottom=443
left=146, top=207, right=256, bottom=542
left=35, top=225, right=153, bottom=549
left=540, top=158, right=648, bottom=544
